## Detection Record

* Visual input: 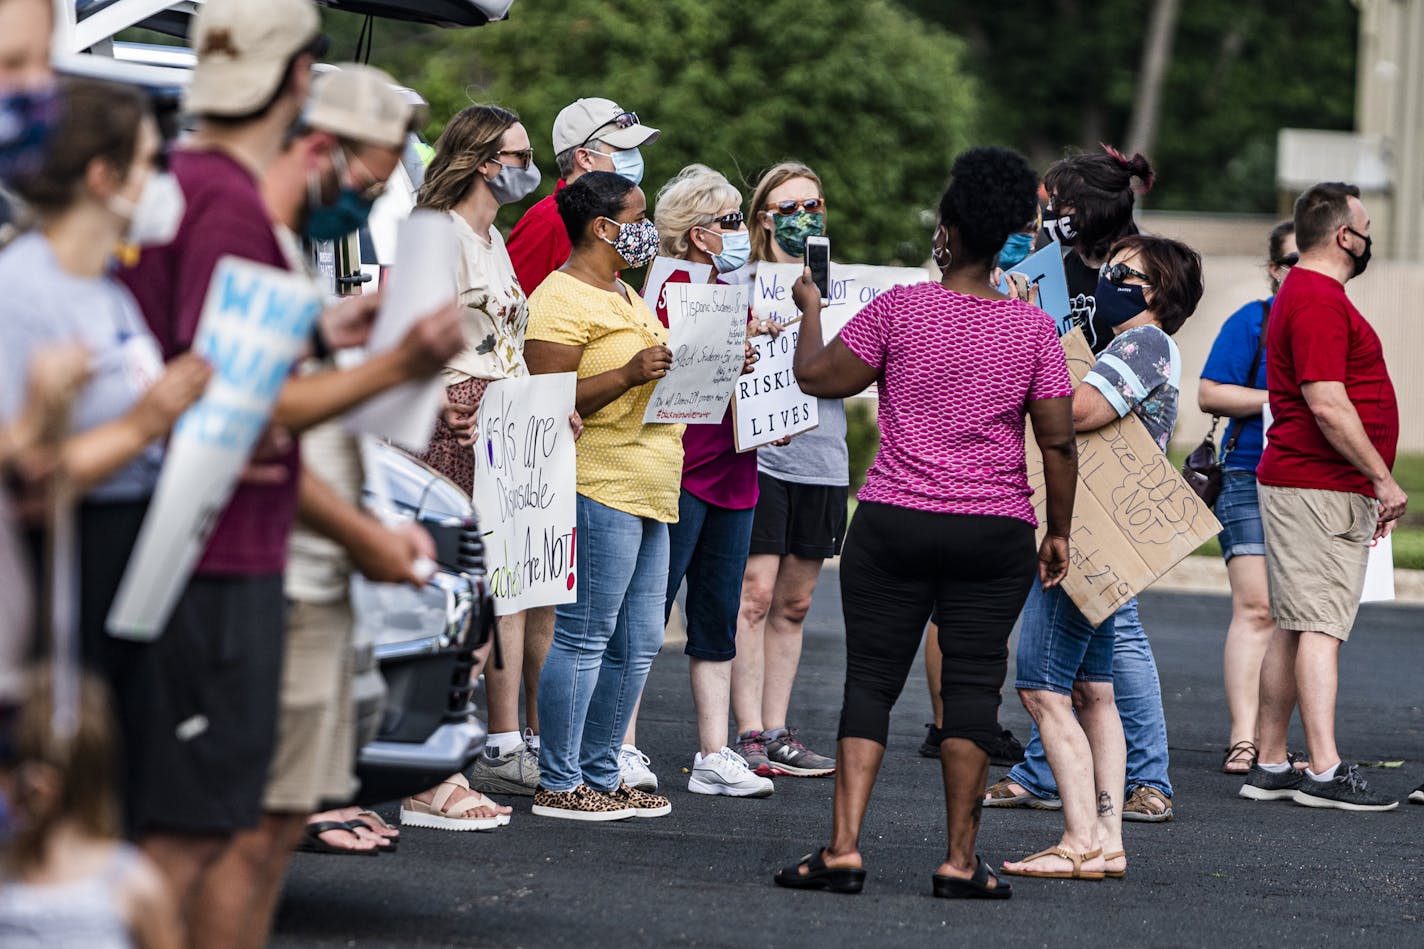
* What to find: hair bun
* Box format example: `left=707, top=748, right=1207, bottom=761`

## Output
left=1100, top=143, right=1155, bottom=194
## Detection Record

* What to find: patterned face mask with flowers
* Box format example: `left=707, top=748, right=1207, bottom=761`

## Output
left=771, top=211, right=824, bottom=258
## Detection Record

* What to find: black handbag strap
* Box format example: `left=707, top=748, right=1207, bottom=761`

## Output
left=1221, top=299, right=1270, bottom=458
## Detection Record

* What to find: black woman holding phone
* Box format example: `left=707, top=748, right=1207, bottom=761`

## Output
left=772, top=147, right=1078, bottom=899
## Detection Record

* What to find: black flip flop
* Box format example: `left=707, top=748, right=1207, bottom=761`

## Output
left=933, top=855, right=1012, bottom=900
left=344, top=819, right=397, bottom=851
left=294, top=820, right=381, bottom=857
left=773, top=850, right=866, bottom=894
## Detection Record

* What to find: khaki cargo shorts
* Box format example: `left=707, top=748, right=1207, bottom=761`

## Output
left=263, top=598, right=357, bottom=813
left=1258, top=484, right=1376, bottom=642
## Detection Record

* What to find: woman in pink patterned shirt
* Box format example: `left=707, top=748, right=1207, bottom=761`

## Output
left=772, top=147, right=1078, bottom=900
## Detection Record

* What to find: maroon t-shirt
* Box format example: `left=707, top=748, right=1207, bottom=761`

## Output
left=1257, top=266, right=1398, bottom=498
left=119, top=148, right=300, bottom=576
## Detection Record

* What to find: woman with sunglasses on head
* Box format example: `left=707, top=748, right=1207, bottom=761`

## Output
left=774, top=146, right=1076, bottom=899
left=406, top=104, right=555, bottom=830
left=727, top=162, right=842, bottom=781
left=1001, top=235, right=1203, bottom=883
left=522, top=170, right=680, bottom=822
left=1199, top=221, right=1297, bottom=775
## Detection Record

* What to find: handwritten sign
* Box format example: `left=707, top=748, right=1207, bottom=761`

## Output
left=753, top=262, right=930, bottom=343
left=345, top=210, right=459, bottom=451
left=643, top=283, right=747, bottom=424
left=732, top=323, right=819, bottom=451
left=107, top=257, right=322, bottom=640
left=642, top=255, right=712, bottom=327
left=472, top=373, right=579, bottom=616
left=1025, top=329, right=1222, bottom=625
left=998, top=241, right=1073, bottom=336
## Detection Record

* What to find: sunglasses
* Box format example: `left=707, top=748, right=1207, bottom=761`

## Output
left=765, top=198, right=824, bottom=216
left=495, top=147, right=535, bottom=168
left=1101, top=261, right=1151, bottom=286
left=1272, top=252, right=1299, bottom=268
left=705, top=211, right=745, bottom=229
left=579, top=110, right=641, bottom=149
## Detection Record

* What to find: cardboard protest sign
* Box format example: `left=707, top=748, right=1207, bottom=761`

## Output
left=471, top=373, right=579, bottom=615
left=733, top=322, right=819, bottom=451
left=1025, top=329, right=1222, bottom=625
left=998, top=241, right=1073, bottom=336
left=345, top=210, right=457, bottom=451
left=643, top=283, right=747, bottom=424
left=642, top=255, right=712, bottom=327
left=752, top=262, right=930, bottom=343
left=107, top=258, right=322, bottom=640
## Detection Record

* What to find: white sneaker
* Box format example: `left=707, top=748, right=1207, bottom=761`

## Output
left=689, top=747, right=775, bottom=798
left=618, top=744, right=658, bottom=792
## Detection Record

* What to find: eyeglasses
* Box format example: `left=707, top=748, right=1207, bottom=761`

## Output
left=1100, top=261, right=1151, bottom=286
left=334, top=147, right=386, bottom=203
left=578, top=110, right=641, bottom=149
left=495, top=147, right=535, bottom=168
left=1271, top=252, right=1299, bottom=268
left=765, top=198, right=825, bottom=216
left=704, top=211, right=745, bottom=229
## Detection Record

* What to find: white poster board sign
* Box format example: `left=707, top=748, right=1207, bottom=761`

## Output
left=345, top=210, right=458, bottom=450
left=733, top=322, right=819, bottom=451
left=753, top=262, right=929, bottom=342
left=642, top=255, right=712, bottom=326
left=643, top=283, right=747, bottom=424
left=107, top=258, right=322, bottom=640
left=471, top=373, right=579, bottom=615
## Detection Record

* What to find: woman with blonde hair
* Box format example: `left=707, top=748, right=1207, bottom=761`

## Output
left=730, top=161, right=841, bottom=779
left=648, top=164, right=773, bottom=798
left=404, top=103, right=551, bottom=830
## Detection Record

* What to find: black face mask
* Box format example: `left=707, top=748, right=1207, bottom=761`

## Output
left=1043, top=212, right=1079, bottom=246
left=1344, top=226, right=1372, bottom=277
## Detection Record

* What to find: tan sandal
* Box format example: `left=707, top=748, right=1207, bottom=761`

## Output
left=1102, top=850, right=1127, bottom=879
left=1001, top=846, right=1105, bottom=880
left=400, top=774, right=509, bottom=831
left=1222, top=740, right=1257, bottom=774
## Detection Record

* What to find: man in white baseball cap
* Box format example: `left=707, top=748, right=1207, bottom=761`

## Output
left=506, top=96, right=660, bottom=294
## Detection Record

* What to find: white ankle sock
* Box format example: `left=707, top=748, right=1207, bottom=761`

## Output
left=1257, top=760, right=1291, bottom=774
left=487, top=731, right=522, bottom=758
left=1307, top=762, right=1340, bottom=781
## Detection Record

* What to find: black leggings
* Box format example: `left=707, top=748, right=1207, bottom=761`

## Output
left=838, top=503, right=1036, bottom=751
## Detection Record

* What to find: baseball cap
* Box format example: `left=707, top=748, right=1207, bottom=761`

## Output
left=185, top=0, right=323, bottom=118
left=303, top=64, right=428, bottom=150
left=552, top=97, right=660, bottom=155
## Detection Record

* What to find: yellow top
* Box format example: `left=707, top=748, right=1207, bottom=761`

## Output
left=526, top=270, right=684, bottom=522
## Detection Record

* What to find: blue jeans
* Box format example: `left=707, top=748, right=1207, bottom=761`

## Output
left=1014, top=582, right=1114, bottom=694
left=1007, top=597, right=1173, bottom=799
left=1214, top=468, right=1267, bottom=562
left=665, top=490, right=755, bottom=662
left=537, top=495, right=669, bottom=793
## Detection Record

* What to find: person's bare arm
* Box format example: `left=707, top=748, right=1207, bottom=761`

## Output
left=1028, top=395, right=1077, bottom=588
left=298, top=464, right=432, bottom=586
left=1301, top=380, right=1407, bottom=531
left=1071, top=383, right=1119, bottom=433
left=1198, top=378, right=1268, bottom=418
left=523, top=339, right=671, bottom=419
left=788, top=269, right=879, bottom=398
left=123, top=854, right=183, bottom=949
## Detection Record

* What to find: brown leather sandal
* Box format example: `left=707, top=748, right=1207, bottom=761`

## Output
left=1222, top=740, right=1257, bottom=774
left=1102, top=850, right=1127, bottom=879
left=1000, top=846, right=1106, bottom=880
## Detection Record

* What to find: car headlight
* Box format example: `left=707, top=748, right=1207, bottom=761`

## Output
left=353, top=571, right=474, bottom=659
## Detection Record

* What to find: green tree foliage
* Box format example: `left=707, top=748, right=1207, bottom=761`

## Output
left=327, top=0, right=979, bottom=264
left=899, top=0, right=1358, bottom=213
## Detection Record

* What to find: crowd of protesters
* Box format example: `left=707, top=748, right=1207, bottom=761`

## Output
left=0, top=0, right=1418, bottom=941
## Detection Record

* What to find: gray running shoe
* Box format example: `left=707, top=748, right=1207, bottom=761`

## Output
left=1238, top=763, right=1304, bottom=802
left=765, top=727, right=835, bottom=777
left=1292, top=764, right=1398, bottom=812
left=466, top=742, right=540, bottom=797
left=734, top=730, right=774, bottom=777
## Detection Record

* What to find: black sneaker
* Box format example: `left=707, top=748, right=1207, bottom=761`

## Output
left=918, top=723, right=941, bottom=758
left=1292, top=764, right=1398, bottom=812
left=1410, top=783, right=1423, bottom=805
left=1238, top=763, right=1305, bottom=801
left=919, top=725, right=1023, bottom=766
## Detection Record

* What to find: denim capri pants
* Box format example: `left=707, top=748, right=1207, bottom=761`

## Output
left=1014, top=581, right=1114, bottom=695
left=1214, top=468, right=1267, bottom=562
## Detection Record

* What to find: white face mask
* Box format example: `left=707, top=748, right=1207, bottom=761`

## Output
left=110, top=170, right=186, bottom=247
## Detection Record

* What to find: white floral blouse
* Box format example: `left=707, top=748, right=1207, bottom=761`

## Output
left=444, top=210, right=529, bottom=383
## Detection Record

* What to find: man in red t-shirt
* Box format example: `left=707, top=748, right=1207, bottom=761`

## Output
left=505, top=96, right=659, bottom=295
left=1242, top=182, right=1407, bottom=812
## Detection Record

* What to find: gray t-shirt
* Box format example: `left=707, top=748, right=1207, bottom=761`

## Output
left=0, top=233, right=165, bottom=502
left=756, top=396, right=849, bottom=486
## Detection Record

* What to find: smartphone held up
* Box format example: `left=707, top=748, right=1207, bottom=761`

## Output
left=805, top=236, right=830, bottom=303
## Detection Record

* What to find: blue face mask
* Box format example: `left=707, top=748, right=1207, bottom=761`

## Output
left=305, top=186, right=376, bottom=242
left=998, top=232, right=1035, bottom=270
left=1094, top=274, right=1150, bottom=326
left=0, top=83, right=59, bottom=184
left=708, top=228, right=751, bottom=273
left=609, top=147, right=645, bottom=185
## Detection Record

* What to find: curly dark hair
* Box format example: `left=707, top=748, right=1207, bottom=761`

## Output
left=937, top=146, right=1040, bottom=264
left=1108, top=234, right=1203, bottom=336
left=555, top=170, right=637, bottom=246
left=1044, top=144, right=1155, bottom=261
